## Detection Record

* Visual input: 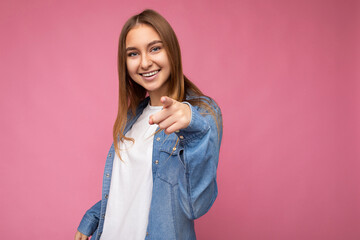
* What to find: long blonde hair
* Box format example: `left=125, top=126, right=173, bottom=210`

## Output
left=113, top=9, right=221, bottom=158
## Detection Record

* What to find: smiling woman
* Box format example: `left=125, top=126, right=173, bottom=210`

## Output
left=125, top=25, right=171, bottom=106
left=75, top=9, right=223, bottom=240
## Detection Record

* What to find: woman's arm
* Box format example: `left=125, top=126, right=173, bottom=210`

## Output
left=150, top=96, right=223, bottom=220
left=175, top=99, right=222, bottom=220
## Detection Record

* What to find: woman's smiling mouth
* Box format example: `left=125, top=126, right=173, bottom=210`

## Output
left=139, top=70, right=160, bottom=81
left=139, top=70, right=160, bottom=77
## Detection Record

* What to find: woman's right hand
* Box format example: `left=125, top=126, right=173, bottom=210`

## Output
left=74, top=230, right=89, bottom=240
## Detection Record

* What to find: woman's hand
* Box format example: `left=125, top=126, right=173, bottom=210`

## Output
left=74, top=230, right=89, bottom=240
left=149, top=96, right=191, bottom=135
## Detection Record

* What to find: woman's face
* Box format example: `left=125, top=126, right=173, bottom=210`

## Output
left=125, top=24, right=171, bottom=104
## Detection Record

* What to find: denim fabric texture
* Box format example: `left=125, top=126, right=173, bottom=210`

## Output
left=77, top=96, right=223, bottom=240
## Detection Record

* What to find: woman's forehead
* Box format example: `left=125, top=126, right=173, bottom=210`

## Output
left=126, top=24, right=161, bottom=47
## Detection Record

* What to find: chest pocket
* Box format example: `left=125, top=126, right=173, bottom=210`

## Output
left=157, top=137, right=185, bottom=186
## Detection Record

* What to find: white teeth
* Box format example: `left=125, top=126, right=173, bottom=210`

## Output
left=142, top=70, right=159, bottom=77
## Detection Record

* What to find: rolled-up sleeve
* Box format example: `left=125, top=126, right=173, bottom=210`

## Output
left=77, top=200, right=101, bottom=237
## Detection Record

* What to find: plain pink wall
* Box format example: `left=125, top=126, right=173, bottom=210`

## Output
left=0, top=0, right=359, bottom=239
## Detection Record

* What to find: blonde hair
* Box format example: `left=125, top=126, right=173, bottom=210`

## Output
left=113, top=9, right=221, bottom=159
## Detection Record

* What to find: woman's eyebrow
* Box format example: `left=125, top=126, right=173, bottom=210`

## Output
left=126, top=40, right=163, bottom=51
left=148, top=40, right=163, bottom=47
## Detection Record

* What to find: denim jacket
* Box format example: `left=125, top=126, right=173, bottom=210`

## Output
left=77, top=96, right=223, bottom=240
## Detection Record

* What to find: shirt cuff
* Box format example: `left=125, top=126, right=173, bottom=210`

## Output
left=77, top=214, right=98, bottom=237
left=178, top=101, right=210, bottom=142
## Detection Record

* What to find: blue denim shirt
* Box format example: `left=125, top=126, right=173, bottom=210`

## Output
left=77, top=96, right=223, bottom=240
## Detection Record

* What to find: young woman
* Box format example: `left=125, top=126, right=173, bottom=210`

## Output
left=75, top=9, right=223, bottom=240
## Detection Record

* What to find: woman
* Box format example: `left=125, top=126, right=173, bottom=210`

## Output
left=75, top=9, right=222, bottom=240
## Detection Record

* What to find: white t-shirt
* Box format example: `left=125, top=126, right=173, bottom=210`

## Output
left=100, top=103, right=162, bottom=240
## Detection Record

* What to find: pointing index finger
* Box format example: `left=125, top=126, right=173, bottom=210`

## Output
left=161, top=96, right=174, bottom=108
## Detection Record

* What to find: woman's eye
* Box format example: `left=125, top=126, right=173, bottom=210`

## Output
left=151, top=46, right=160, bottom=52
left=128, top=52, right=138, bottom=57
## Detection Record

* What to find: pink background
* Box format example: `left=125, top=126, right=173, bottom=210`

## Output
left=0, top=0, right=359, bottom=239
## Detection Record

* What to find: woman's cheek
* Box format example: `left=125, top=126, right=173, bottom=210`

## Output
left=126, top=59, right=138, bottom=76
left=126, top=59, right=133, bottom=70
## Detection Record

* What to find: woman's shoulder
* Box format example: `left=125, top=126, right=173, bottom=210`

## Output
left=126, top=97, right=151, bottom=118
left=185, top=92, right=221, bottom=113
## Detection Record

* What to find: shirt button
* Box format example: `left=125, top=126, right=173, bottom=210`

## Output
left=146, top=232, right=149, bottom=236
left=155, top=160, right=159, bottom=164
left=102, top=214, right=105, bottom=218
left=106, top=173, right=110, bottom=177
left=156, top=137, right=160, bottom=141
left=175, top=130, right=180, bottom=133
left=105, top=194, right=108, bottom=199
left=179, top=135, right=184, bottom=139
left=108, top=153, right=112, bottom=158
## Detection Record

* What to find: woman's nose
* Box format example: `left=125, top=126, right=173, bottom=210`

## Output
left=141, top=54, right=152, bottom=69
